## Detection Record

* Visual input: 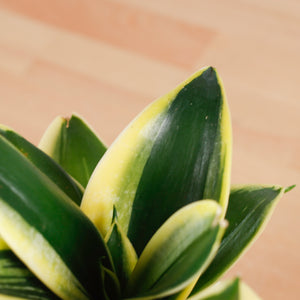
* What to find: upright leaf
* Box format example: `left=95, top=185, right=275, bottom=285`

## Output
left=0, top=250, right=59, bottom=300
left=0, top=125, right=82, bottom=205
left=125, top=200, right=226, bottom=299
left=39, top=114, right=107, bottom=187
left=0, top=136, right=112, bottom=300
left=191, top=185, right=285, bottom=294
left=189, top=278, right=261, bottom=300
left=81, top=67, right=232, bottom=254
left=105, top=222, right=138, bottom=289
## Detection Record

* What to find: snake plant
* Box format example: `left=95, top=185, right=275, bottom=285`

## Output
left=0, top=66, right=293, bottom=300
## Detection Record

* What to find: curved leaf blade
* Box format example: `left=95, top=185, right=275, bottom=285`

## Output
left=189, top=278, right=261, bottom=300
left=82, top=66, right=232, bottom=254
left=125, top=200, right=226, bottom=299
left=0, top=136, right=112, bottom=300
left=0, top=250, right=59, bottom=300
left=39, top=114, right=107, bottom=187
left=161, top=280, right=198, bottom=300
left=191, top=185, right=285, bottom=294
left=0, top=125, right=83, bottom=205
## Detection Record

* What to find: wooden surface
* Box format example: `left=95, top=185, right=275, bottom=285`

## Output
left=0, top=1, right=299, bottom=299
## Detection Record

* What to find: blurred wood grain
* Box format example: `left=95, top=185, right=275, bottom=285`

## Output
left=0, top=1, right=299, bottom=299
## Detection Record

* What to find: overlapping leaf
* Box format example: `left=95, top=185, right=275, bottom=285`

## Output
left=125, top=200, right=226, bottom=299
left=0, top=249, right=59, bottom=300
left=82, top=67, right=232, bottom=254
left=189, top=278, right=260, bottom=300
left=190, top=185, right=286, bottom=294
left=39, top=114, right=107, bottom=188
left=0, top=136, right=112, bottom=300
left=0, top=66, right=290, bottom=300
left=0, top=125, right=82, bottom=205
left=105, top=222, right=138, bottom=289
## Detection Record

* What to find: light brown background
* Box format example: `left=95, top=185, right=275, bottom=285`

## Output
left=0, top=1, right=299, bottom=299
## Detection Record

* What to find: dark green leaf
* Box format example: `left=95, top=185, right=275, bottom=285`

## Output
left=0, top=136, right=112, bottom=300
left=82, top=67, right=232, bottom=255
left=102, top=267, right=121, bottom=300
left=105, top=222, right=137, bottom=290
left=0, top=250, right=59, bottom=300
left=0, top=125, right=83, bottom=205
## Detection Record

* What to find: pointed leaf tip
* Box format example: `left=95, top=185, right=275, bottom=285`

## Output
left=105, top=221, right=138, bottom=289
left=39, top=114, right=107, bottom=188
left=191, top=184, right=285, bottom=293
left=284, top=184, right=296, bottom=193
left=82, top=66, right=232, bottom=255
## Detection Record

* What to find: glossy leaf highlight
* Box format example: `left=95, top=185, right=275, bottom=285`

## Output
left=82, top=66, right=232, bottom=254
left=126, top=200, right=226, bottom=299
left=0, top=136, right=112, bottom=300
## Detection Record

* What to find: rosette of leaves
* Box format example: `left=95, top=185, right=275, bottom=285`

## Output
left=0, top=67, right=293, bottom=300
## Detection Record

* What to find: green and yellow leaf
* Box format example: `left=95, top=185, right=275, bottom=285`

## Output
left=125, top=200, right=226, bottom=299
left=0, top=235, right=8, bottom=250
left=189, top=278, right=261, bottom=300
left=191, top=185, right=285, bottom=294
left=81, top=66, right=232, bottom=254
left=105, top=222, right=138, bottom=289
left=0, top=250, right=59, bottom=300
left=39, top=114, right=107, bottom=188
left=0, top=136, right=112, bottom=300
left=0, top=125, right=82, bottom=205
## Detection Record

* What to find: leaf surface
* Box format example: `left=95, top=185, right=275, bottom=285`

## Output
left=125, top=200, right=226, bottom=299
left=0, top=136, right=112, bottom=300
left=0, top=250, right=59, bottom=300
left=189, top=278, right=261, bottom=300
left=191, top=185, right=285, bottom=294
left=0, top=125, right=82, bottom=205
left=39, top=114, right=107, bottom=187
left=82, top=67, right=232, bottom=254
left=0, top=235, right=8, bottom=250
left=105, top=222, right=138, bottom=289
